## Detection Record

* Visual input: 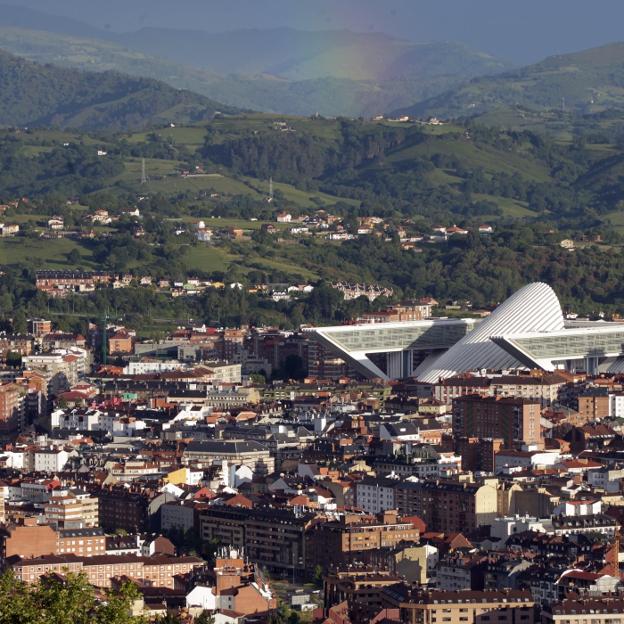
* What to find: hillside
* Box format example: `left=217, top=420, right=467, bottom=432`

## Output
left=0, top=6, right=510, bottom=117
left=398, top=42, right=624, bottom=119
left=2, top=116, right=624, bottom=316
left=113, top=28, right=507, bottom=83
left=0, top=48, right=230, bottom=132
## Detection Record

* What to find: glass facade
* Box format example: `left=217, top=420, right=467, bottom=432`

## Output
left=511, top=329, right=624, bottom=359
left=321, top=320, right=475, bottom=353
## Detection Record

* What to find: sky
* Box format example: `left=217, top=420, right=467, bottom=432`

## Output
left=12, top=0, right=624, bottom=64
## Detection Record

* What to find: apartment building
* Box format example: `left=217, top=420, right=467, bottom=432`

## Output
left=22, top=350, right=89, bottom=395
left=12, top=553, right=203, bottom=588
left=183, top=440, right=274, bottom=476
left=452, top=395, right=542, bottom=447
left=542, top=598, right=624, bottom=624
left=324, top=569, right=402, bottom=622
left=44, top=489, right=99, bottom=529
left=0, top=522, right=106, bottom=560
left=355, top=477, right=398, bottom=514
left=199, top=506, right=316, bottom=575
left=490, top=372, right=568, bottom=407
left=382, top=589, right=535, bottom=624
left=394, top=479, right=498, bottom=533
left=97, top=488, right=151, bottom=533
left=306, top=511, right=421, bottom=571
left=0, top=383, right=24, bottom=436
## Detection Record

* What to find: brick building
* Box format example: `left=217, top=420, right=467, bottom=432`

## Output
left=394, top=479, right=498, bottom=533
left=457, top=437, right=505, bottom=473
left=199, top=506, right=316, bottom=575
left=324, top=568, right=402, bottom=622
left=0, top=522, right=106, bottom=560
left=577, top=393, right=610, bottom=421
left=0, top=383, right=24, bottom=436
left=542, top=598, right=624, bottom=624
left=306, top=510, right=421, bottom=571
left=452, top=395, right=542, bottom=447
left=12, top=553, right=203, bottom=588
left=382, top=589, right=535, bottom=624
left=97, top=488, right=151, bottom=533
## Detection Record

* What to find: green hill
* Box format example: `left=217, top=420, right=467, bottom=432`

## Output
left=0, top=48, right=231, bottom=132
left=398, top=42, right=624, bottom=119
left=0, top=20, right=509, bottom=117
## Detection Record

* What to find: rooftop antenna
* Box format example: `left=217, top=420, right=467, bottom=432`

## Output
left=140, top=158, right=148, bottom=185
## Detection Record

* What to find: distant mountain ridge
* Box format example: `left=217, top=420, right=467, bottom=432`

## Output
left=0, top=4, right=510, bottom=117
left=113, top=27, right=508, bottom=83
left=0, top=49, right=230, bottom=131
left=397, top=41, right=624, bottom=119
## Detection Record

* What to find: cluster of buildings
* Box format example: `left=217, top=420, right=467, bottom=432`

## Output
left=194, top=209, right=493, bottom=253
left=2, top=283, right=624, bottom=622
left=33, top=269, right=318, bottom=301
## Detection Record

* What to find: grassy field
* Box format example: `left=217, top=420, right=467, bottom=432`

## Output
left=244, top=253, right=319, bottom=280
left=387, top=135, right=551, bottom=182
left=115, top=157, right=182, bottom=184
left=125, top=126, right=207, bottom=151
left=172, top=216, right=290, bottom=231
left=241, top=176, right=358, bottom=208
left=182, top=244, right=237, bottom=273
left=604, top=209, right=624, bottom=233
left=145, top=173, right=257, bottom=196
left=472, top=194, right=539, bottom=218
left=0, top=237, right=94, bottom=268
left=115, top=156, right=357, bottom=209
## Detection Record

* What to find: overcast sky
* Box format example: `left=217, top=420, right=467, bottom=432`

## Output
left=13, top=0, right=624, bottom=64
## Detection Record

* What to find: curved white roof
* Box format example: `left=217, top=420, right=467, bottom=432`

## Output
left=417, top=282, right=565, bottom=383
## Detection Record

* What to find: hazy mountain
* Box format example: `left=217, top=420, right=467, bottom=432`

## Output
left=0, top=20, right=509, bottom=117
left=113, top=27, right=508, bottom=84
left=13, top=0, right=624, bottom=65
left=0, top=49, right=229, bottom=131
left=398, top=42, right=624, bottom=119
left=0, top=3, right=105, bottom=38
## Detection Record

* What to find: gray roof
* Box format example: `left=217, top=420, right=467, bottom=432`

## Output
left=185, top=439, right=268, bottom=454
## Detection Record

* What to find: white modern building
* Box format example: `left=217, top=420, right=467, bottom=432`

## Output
left=307, top=283, right=624, bottom=381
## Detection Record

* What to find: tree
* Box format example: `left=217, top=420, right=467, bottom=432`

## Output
left=6, top=351, right=22, bottom=368
left=0, top=571, right=142, bottom=624
left=313, top=564, right=324, bottom=588
left=195, top=612, right=215, bottom=624
left=267, top=604, right=290, bottom=624
left=12, top=309, right=27, bottom=334
left=66, top=248, right=82, bottom=265
left=155, top=615, right=183, bottom=624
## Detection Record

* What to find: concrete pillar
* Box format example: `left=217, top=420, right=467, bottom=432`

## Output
left=387, top=352, right=403, bottom=379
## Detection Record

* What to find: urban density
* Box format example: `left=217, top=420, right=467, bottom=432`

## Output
left=3, top=1, right=624, bottom=622
left=0, top=282, right=624, bottom=622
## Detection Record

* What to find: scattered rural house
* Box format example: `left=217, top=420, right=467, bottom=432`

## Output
left=48, top=218, right=64, bottom=231
left=0, top=223, right=19, bottom=237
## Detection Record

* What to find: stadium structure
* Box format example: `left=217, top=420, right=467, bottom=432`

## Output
left=305, top=282, right=624, bottom=382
